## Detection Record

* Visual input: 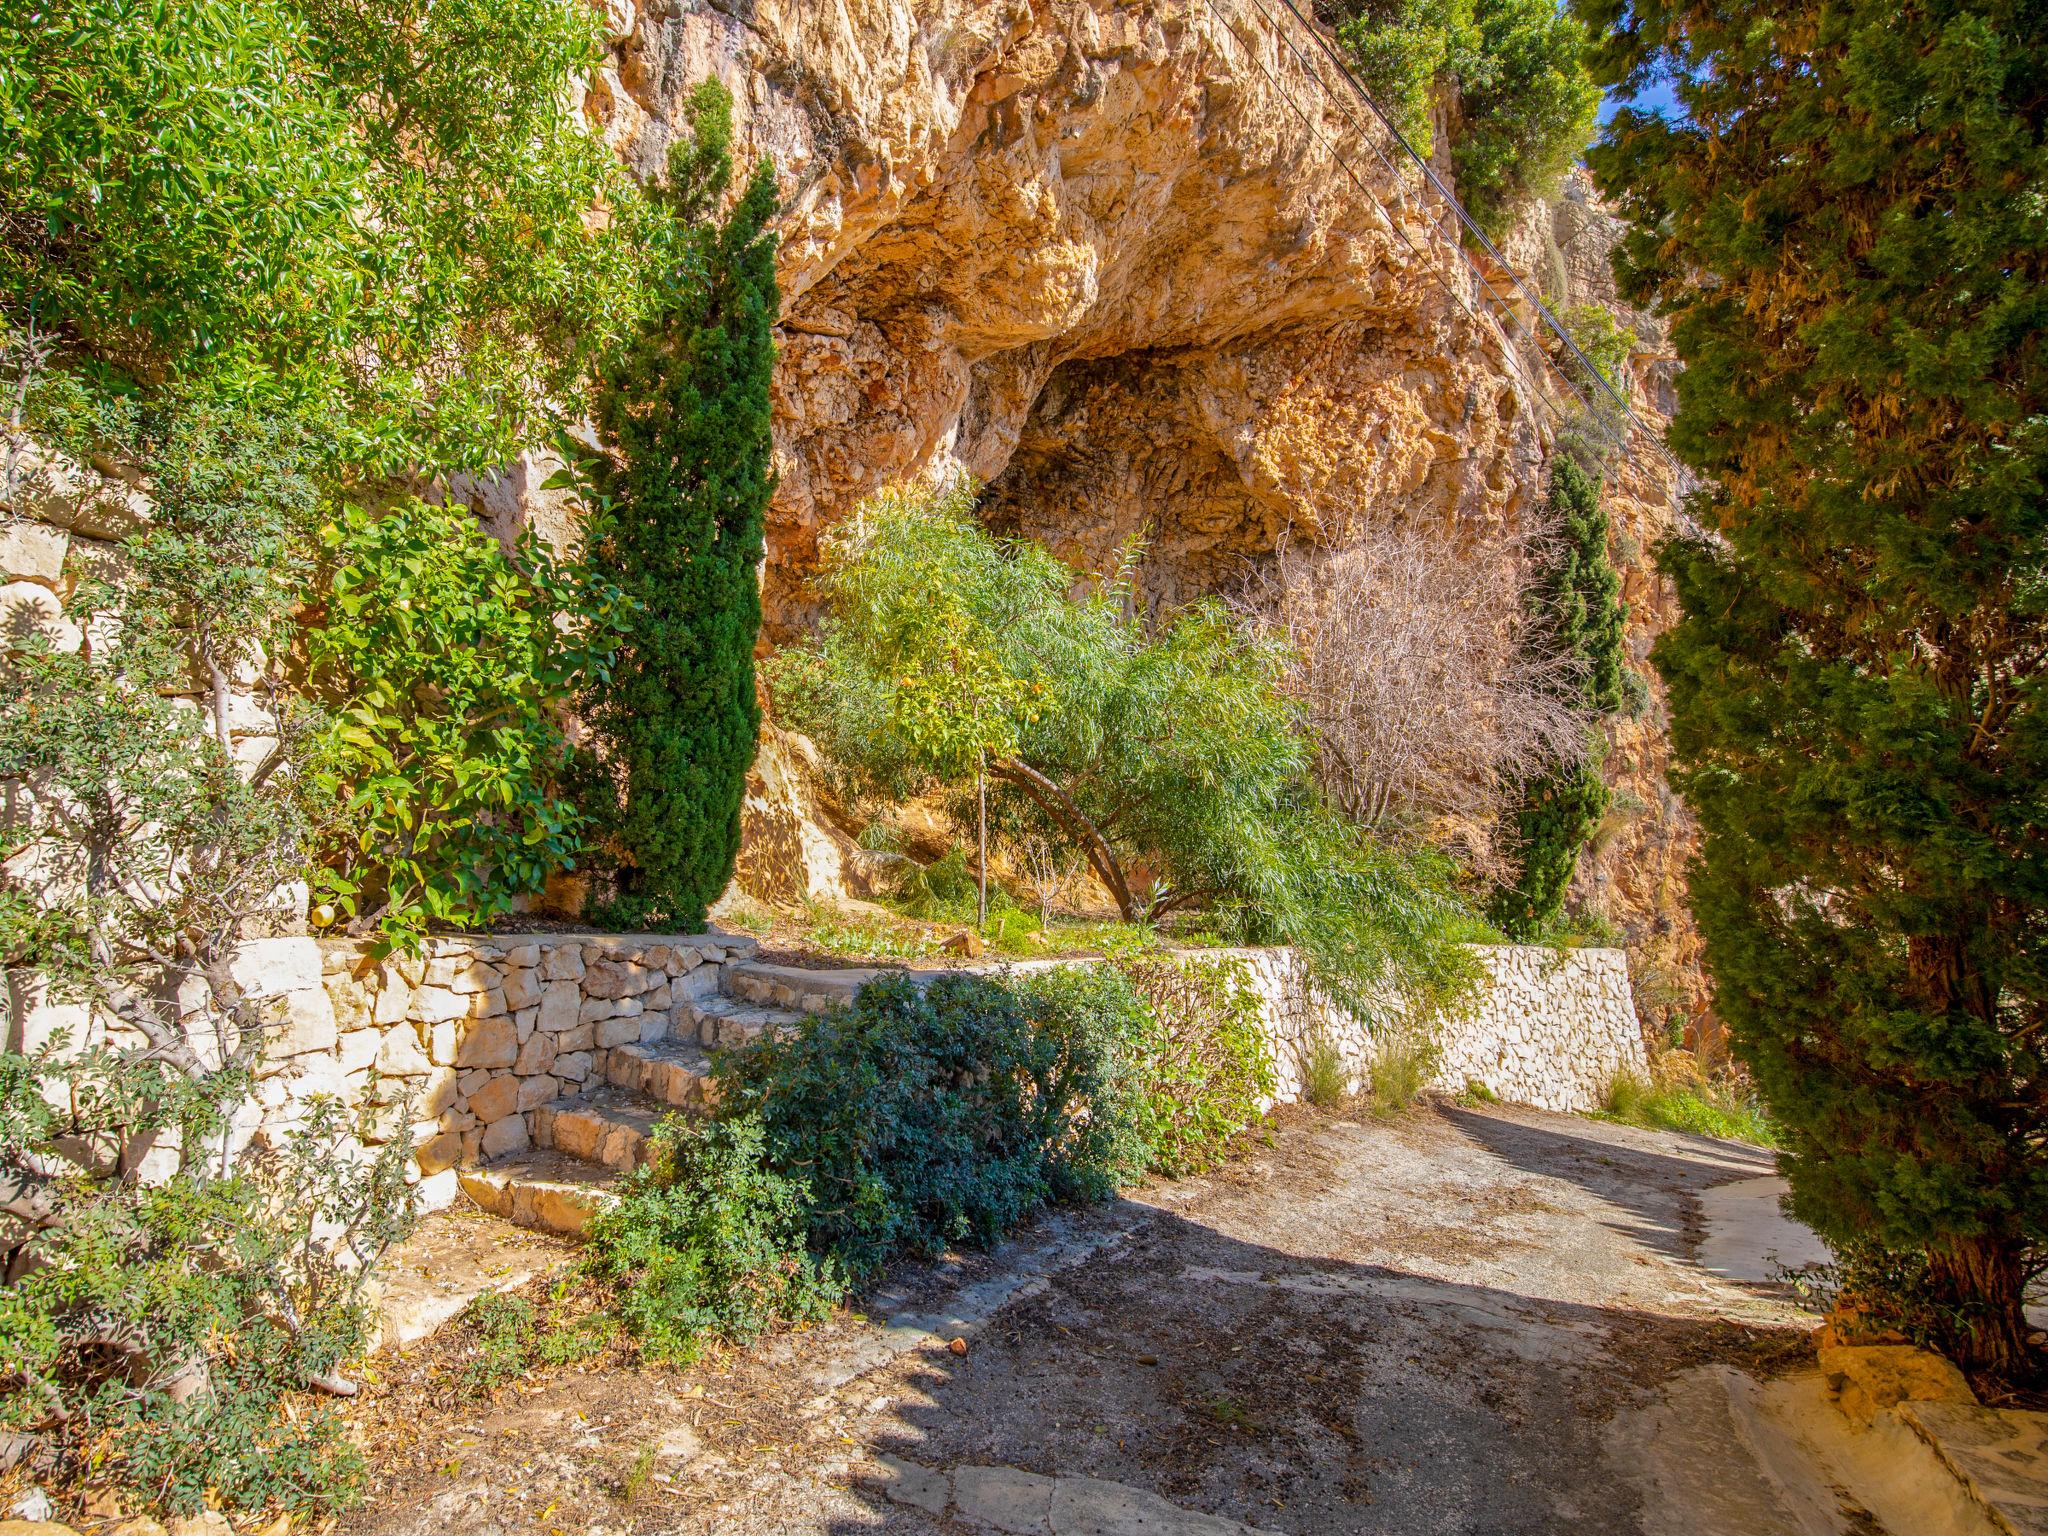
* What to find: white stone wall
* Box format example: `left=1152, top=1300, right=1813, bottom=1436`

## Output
left=13, top=934, right=1643, bottom=1216
left=1172, top=944, right=1647, bottom=1113
left=14, top=930, right=749, bottom=1214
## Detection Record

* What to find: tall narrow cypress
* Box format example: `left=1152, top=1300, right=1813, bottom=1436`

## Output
left=1491, top=452, right=1626, bottom=936
left=1577, top=0, right=2048, bottom=1374
left=585, top=81, right=778, bottom=929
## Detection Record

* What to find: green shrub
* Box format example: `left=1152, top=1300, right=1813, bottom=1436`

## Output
left=582, top=1113, right=838, bottom=1362
left=1109, top=954, right=1277, bottom=1175
left=307, top=497, right=632, bottom=947
left=579, top=80, right=779, bottom=931
left=1599, top=1065, right=1777, bottom=1148
left=718, top=971, right=1142, bottom=1279
left=772, top=482, right=1488, bottom=1022
left=1301, top=1037, right=1352, bottom=1109
left=1367, top=1030, right=1440, bottom=1116
left=0, top=1096, right=415, bottom=1518
left=1, top=0, right=662, bottom=469
left=456, top=1289, right=615, bottom=1392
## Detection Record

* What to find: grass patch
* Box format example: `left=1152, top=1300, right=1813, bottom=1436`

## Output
left=456, top=1288, right=616, bottom=1393
left=1598, top=1058, right=1777, bottom=1147
left=1366, top=1030, right=1439, bottom=1117
left=1301, top=1036, right=1350, bottom=1108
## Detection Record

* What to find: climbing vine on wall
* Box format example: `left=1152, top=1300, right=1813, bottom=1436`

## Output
left=1489, top=451, right=1625, bottom=937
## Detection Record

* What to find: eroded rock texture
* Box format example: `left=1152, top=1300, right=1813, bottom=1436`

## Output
left=591, top=0, right=1543, bottom=622
left=576, top=0, right=1708, bottom=1034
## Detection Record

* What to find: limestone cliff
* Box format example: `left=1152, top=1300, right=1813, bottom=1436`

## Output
left=561, top=0, right=1707, bottom=1035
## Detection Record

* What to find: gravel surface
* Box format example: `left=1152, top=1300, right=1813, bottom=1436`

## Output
left=342, top=1099, right=1823, bottom=1536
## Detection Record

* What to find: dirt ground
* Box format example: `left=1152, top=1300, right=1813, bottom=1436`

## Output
left=340, top=1099, right=1828, bottom=1536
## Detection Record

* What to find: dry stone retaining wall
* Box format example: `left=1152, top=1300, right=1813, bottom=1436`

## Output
left=15, top=933, right=1644, bottom=1218
left=1202, top=944, right=1647, bottom=1113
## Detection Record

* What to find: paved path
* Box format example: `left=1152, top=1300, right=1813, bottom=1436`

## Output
left=346, top=1101, right=1839, bottom=1536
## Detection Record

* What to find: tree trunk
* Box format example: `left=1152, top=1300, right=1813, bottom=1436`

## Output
left=988, top=757, right=1138, bottom=922
left=1928, top=1235, right=2035, bottom=1381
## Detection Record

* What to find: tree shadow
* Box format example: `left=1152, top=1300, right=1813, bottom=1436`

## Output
left=1436, top=1102, right=1780, bottom=1272
left=816, top=1182, right=1810, bottom=1535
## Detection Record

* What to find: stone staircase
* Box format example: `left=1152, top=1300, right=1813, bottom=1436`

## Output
left=455, top=957, right=865, bottom=1238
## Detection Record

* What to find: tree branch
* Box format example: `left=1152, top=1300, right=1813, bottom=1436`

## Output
left=989, top=757, right=1137, bottom=922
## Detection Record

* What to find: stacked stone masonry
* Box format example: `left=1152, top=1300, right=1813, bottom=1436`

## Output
left=220, top=930, right=756, bottom=1214
left=18, top=931, right=1644, bottom=1221
left=1209, top=944, right=1648, bottom=1113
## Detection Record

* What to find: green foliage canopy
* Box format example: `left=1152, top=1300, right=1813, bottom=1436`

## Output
left=772, top=483, right=1488, bottom=1021
left=2, top=0, right=657, bottom=468
left=1335, top=0, right=1601, bottom=233
left=307, top=498, right=632, bottom=947
left=1577, top=0, right=2048, bottom=1374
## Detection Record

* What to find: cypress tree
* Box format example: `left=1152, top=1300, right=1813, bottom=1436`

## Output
left=1577, top=0, right=2048, bottom=1373
left=1491, top=452, right=1626, bottom=936
left=584, top=81, right=778, bottom=929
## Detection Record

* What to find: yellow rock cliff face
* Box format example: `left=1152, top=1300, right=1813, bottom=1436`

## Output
left=593, top=0, right=1544, bottom=622
left=572, top=0, right=1709, bottom=1031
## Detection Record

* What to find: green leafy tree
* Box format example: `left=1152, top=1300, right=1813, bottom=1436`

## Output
left=580, top=80, right=779, bottom=931
left=307, top=498, right=632, bottom=948
left=2, top=0, right=657, bottom=468
left=1334, top=0, right=1600, bottom=234
left=0, top=1, right=674, bottom=1507
left=1577, top=0, right=2048, bottom=1374
left=771, top=482, right=1488, bottom=1019
left=1491, top=452, right=1627, bottom=936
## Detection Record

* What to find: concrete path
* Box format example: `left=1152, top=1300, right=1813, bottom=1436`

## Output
left=344, top=1100, right=1851, bottom=1536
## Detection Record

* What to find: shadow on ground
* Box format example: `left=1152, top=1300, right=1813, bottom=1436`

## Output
left=338, top=1102, right=1815, bottom=1536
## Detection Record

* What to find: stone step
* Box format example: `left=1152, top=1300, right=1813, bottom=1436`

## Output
left=457, top=1150, right=622, bottom=1239
left=371, top=1205, right=578, bottom=1349
left=676, top=991, right=809, bottom=1048
left=606, top=1037, right=718, bottom=1109
left=531, top=1083, right=670, bottom=1172
left=722, top=959, right=881, bottom=1015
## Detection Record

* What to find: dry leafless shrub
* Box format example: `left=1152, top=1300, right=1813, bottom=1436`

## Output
left=1243, top=521, right=1593, bottom=864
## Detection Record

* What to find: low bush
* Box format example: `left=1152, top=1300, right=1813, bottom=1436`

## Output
left=1301, top=1037, right=1352, bottom=1109
left=583, top=957, right=1278, bottom=1358
left=1367, top=1030, right=1441, bottom=1116
left=1109, top=955, right=1277, bottom=1175
left=581, top=1113, right=838, bottom=1363
left=1599, top=1058, right=1777, bottom=1148
left=456, top=1289, right=616, bottom=1393
left=717, top=971, right=1144, bottom=1280
left=0, top=1096, right=415, bottom=1518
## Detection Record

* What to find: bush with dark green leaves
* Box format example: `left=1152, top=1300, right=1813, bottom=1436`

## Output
left=713, top=971, right=1140, bottom=1280
left=579, top=80, right=780, bottom=931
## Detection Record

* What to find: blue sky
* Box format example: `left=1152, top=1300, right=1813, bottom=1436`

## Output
left=1598, top=76, right=1687, bottom=125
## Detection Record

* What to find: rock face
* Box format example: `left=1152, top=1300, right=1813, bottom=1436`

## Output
left=1497, top=173, right=1711, bottom=1043
left=588, top=0, right=1545, bottom=625
left=574, top=2, right=1705, bottom=1028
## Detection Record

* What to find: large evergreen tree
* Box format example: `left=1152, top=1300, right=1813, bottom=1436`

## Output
left=1491, top=451, right=1626, bottom=936
left=1577, top=0, right=2048, bottom=1373
left=584, top=81, right=778, bottom=929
